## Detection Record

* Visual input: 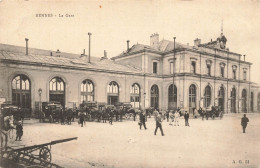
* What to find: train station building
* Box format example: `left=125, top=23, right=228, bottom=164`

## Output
left=0, top=32, right=259, bottom=117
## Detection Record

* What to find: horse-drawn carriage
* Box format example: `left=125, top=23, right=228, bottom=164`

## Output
left=198, top=106, right=224, bottom=120
left=79, top=101, right=106, bottom=122
left=114, top=102, right=137, bottom=120
left=41, top=102, right=62, bottom=123
left=1, top=102, right=22, bottom=126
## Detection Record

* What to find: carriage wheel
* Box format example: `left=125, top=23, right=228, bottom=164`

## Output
left=39, top=147, right=52, bottom=163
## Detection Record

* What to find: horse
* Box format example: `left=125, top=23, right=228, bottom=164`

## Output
left=1, top=115, right=15, bottom=148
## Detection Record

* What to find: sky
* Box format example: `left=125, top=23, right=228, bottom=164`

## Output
left=0, top=0, right=259, bottom=83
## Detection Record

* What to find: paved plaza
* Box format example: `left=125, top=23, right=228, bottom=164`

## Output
left=7, top=114, right=260, bottom=168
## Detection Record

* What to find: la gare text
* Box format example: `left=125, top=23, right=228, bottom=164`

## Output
left=35, top=14, right=74, bottom=17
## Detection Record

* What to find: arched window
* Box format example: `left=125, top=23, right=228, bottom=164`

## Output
left=218, top=86, right=225, bottom=112
left=189, top=84, right=196, bottom=111
left=81, top=80, right=94, bottom=103
left=107, top=81, right=119, bottom=105
left=257, top=93, right=260, bottom=111
left=168, top=84, right=177, bottom=110
left=130, top=83, right=140, bottom=108
left=204, top=85, right=211, bottom=108
left=12, top=75, right=31, bottom=109
left=150, top=85, right=159, bottom=109
left=231, top=87, right=236, bottom=113
left=242, top=89, right=247, bottom=113
left=49, top=77, right=65, bottom=107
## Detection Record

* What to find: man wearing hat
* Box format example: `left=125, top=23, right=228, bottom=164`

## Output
left=184, top=111, right=190, bottom=127
left=241, top=114, right=249, bottom=133
left=16, top=121, right=23, bottom=141
left=154, top=112, right=164, bottom=136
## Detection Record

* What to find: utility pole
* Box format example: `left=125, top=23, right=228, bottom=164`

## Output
left=88, top=32, right=92, bottom=63
left=173, top=37, right=176, bottom=110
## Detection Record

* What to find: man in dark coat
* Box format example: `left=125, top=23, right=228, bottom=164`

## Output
left=79, top=112, right=85, bottom=127
left=241, top=114, right=249, bottom=133
left=15, top=121, right=23, bottom=141
left=184, top=111, right=190, bottom=127
left=109, top=109, right=114, bottom=125
left=154, top=112, right=164, bottom=136
left=139, top=111, right=147, bottom=130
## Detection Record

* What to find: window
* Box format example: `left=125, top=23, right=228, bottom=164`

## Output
left=12, top=75, right=31, bottom=109
left=207, top=65, right=211, bottom=76
left=81, top=80, right=94, bottom=103
left=243, top=71, right=247, bottom=80
left=150, top=85, right=159, bottom=109
left=191, top=61, right=196, bottom=74
left=233, top=70, right=236, bottom=79
left=232, top=65, right=237, bottom=80
left=221, top=67, right=224, bottom=77
left=189, top=84, right=196, bottom=111
left=130, top=83, right=140, bottom=109
left=49, top=77, right=65, bottom=107
left=107, top=81, right=119, bottom=105
left=153, top=62, right=158, bottom=74
left=220, top=63, right=225, bottom=78
left=204, top=85, right=211, bottom=108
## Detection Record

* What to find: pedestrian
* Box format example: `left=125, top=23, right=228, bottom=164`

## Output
left=15, top=121, right=23, bottom=141
left=174, top=111, right=180, bottom=126
left=169, top=110, right=174, bottom=126
left=184, top=111, right=190, bottom=127
left=139, top=110, right=147, bottom=130
left=154, top=112, right=164, bottom=136
left=241, top=114, right=249, bottom=133
left=79, top=112, right=85, bottom=127
left=166, top=110, right=169, bottom=122
left=109, top=109, right=114, bottom=125
left=67, top=108, right=73, bottom=125
left=154, top=109, right=159, bottom=121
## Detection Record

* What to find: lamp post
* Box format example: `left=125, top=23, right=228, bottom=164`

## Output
left=38, top=88, right=42, bottom=122
left=172, top=37, right=176, bottom=110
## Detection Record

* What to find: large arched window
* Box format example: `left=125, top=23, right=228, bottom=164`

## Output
left=49, top=77, right=65, bottom=107
left=257, top=93, right=260, bottom=111
left=81, top=80, right=94, bottom=103
left=189, top=84, right=196, bottom=111
left=231, top=87, right=236, bottom=113
left=168, top=84, right=177, bottom=110
left=130, top=83, right=140, bottom=108
left=251, top=92, right=254, bottom=112
left=150, top=85, right=159, bottom=109
left=107, top=81, right=119, bottom=105
left=218, top=86, right=225, bottom=112
left=12, top=75, right=31, bottom=109
left=242, top=89, right=247, bottom=113
left=204, top=85, right=211, bottom=108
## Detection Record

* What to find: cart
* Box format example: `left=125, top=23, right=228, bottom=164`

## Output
left=1, top=137, right=77, bottom=168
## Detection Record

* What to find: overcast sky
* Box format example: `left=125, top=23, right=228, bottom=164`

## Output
left=0, top=0, right=259, bottom=83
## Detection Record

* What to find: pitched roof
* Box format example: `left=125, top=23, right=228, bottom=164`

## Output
left=0, top=43, right=142, bottom=74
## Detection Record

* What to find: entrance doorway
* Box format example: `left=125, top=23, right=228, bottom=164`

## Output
left=218, top=86, right=225, bottom=112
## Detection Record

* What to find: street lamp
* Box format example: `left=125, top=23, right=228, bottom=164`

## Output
left=38, top=88, right=42, bottom=122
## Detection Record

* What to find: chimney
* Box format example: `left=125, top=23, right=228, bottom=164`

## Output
left=104, top=50, right=107, bottom=58
left=25, top=38, right=29, bottom=55
left=194, top=38, right=201, bottom=46
left=88, top=32, right=92, bottom=63
left=101, top=50, right=108, bottom=60
left=244, top=55, right=246, bottom=61
left=56, top=49, right=61, bottom=57
left=150, top=33, right=159, bottom=49
left=127, top=40, right=130, bottom=50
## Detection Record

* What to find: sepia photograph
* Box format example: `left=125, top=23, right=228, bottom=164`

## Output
left=0, top=0, right=260, bottom=168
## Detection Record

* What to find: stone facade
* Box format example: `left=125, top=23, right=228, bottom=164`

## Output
left=0, top=32, right=260, bottom=117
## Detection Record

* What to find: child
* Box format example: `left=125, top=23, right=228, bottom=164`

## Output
left=16, top=121, right=23, bottom=141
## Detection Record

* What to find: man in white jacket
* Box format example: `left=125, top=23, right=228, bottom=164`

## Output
left=174, top=111, right=180, bottom=126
